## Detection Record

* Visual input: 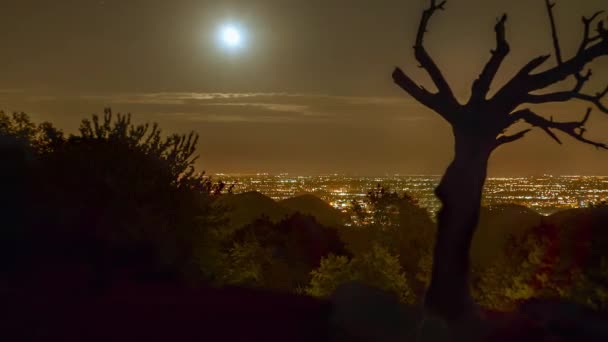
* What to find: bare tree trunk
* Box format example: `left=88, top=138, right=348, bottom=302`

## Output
left=424, top=130, right=493, bottom=322
left=392, top=2, right=608, bottom=340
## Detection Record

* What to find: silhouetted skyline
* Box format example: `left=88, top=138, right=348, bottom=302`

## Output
left=1, top=0, right=607, bottom=175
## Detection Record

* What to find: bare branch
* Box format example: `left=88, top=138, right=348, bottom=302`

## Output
left=494, top=128, right=532, bottom=147
left=414, top=0, right=457, bottom=103
left=470, top=14, right=510, bottom=104
left=416, top=0, right=447, bottom=47
left=494, top=5, right=608, bottom=109
left=573, top=69, right=593, bottom=93
left=524, top=4, right=608, bottom=114
left=493, top=55, right=551, bottom=103
left=524, top=70, right=608, bottom=114
left=523, top=15, right=608, bottom=92
left=576, top=90, right=608, bottom=113
left=392, top=67, right=452, bottom=122
left=510, top=108, right=608, bottom=149
left=545, top=0, right=563, bottom=65
left=578, top=11, right=605, bottom=54
left=515, top=55, right=553, bottom=77
left=392, top=68, right=433, bottom=103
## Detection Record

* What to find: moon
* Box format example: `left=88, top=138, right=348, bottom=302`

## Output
left=218, top=24, right=244, bottom=50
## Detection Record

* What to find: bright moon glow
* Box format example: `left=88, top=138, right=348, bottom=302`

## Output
left=218, top=25, right=244, bottom=50
left=222, top=27, right=241, bottom=46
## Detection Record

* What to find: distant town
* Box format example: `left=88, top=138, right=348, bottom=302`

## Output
left=215, top=174, right=608, bottom=216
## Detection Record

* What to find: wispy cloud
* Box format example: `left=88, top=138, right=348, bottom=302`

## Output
left=80, top=92, right=417, bottom=106
left=81, top=92, right=305, bottom=105
left=189, top=114, right=303, bottom=123
left=74, top=91, right=431, bottom=124
left=208, top=102, right=310, bottom=114
left=155, top=110, right=307, bottom=123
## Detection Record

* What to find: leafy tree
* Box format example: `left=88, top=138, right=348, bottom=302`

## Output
left=0, top=111, right=64, bottom=155
left=471, top=222, right=594, bottom=311
left=366, top=184, right=402, bottom=228
left=569, top=257, right=608, bottom=311
left=305, top=254, right=354, bottom=298
left=0, top=112, right=64, bottom=276
left=218, top=239, right=274, bottom=286
left=566, top=208, right=608, bottom=310
left=341, top=185, right=435, bottom=302
left=4, top=109, right=226, bottom=286
left=415, top=250, right=433, bottom=290
left=306, top=243, right=414, bottom=304
left=217, top=213, right=350, bottom=292
left=472, top=255, right=536, bottom=311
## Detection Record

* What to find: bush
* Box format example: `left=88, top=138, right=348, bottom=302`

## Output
left=215, top=213, right=350, bottom=291
left=306, top=243, right=414, bottom=304
left=1, top=109, right=227, bottom=286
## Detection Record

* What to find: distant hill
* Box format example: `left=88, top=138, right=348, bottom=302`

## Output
left=217, top=192, right=344, bottom=231
left=545, top=206, right=608, bottom=229
left=279, top=194, right=346, bottom=227
left=216, top=191, right=293, bottom=231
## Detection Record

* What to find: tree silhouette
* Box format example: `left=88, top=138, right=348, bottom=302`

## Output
left=392, top=0, right=608, bottom=327
left=342, top=185, right=435, bottom=301
left=0, top=112, right=64, bottom=277
left=3, top=109, right=227, bottom=286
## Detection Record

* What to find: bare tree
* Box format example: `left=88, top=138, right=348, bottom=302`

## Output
left=393, top=0, right=608, bottom=328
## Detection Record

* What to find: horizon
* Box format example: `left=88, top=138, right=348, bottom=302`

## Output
left=212, top=172, right=608, bottom=178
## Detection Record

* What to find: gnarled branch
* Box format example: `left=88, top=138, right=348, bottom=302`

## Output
left=494, top=5, right=608, bottom=107
left=414, top=0, right=457, bottom=104
left=578, top=11, right=605, bottom=55
left=523, top=3, right=608, bottom=115
left=524, top=69, right=608, bottom=114
left=470, top=14, right=510, bottom=104
left=514, top=55, right=553, bottom=77
left=526, top=42, right=608, bottom=92
left=545, top=0, right=563, bottom=65
left=510, top=108, right=608, bottom=149
left=494, top=128, right=532, bottom=148
left=392, top=67, right=456, bottom=123
left=526, top=4, right=608, bottom=91
left=391, top=67, right=432, bottom=102
left=392, top=0, right=459, bottom=121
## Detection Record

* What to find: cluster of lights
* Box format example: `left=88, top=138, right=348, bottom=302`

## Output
left=215, top=174, right=608, bottom=216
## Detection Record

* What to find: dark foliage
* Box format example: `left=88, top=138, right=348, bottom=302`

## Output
left=1, top=109, right=225, bottom=287
left=232, top=213, right=351, bottom=290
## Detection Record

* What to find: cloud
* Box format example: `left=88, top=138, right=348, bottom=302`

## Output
left=81, top=92, right=305, bottom=105
left=80, top=92, right=417, bottom=106
left=73, top=91, right=432, bottom=124
left=153, top=102, right=322, bottom=123
left=208, top=102, right=311, bottom=114
left=187, top=114, right=302, bottom=123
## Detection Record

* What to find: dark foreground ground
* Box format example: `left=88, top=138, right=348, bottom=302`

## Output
left=3, top=275, right=608, bottom=342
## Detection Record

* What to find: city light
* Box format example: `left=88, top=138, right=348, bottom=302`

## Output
left=216, top=174, right=608, bottom=217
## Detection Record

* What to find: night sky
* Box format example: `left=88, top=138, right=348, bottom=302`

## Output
left=1, top=0, right=607, bottom=176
